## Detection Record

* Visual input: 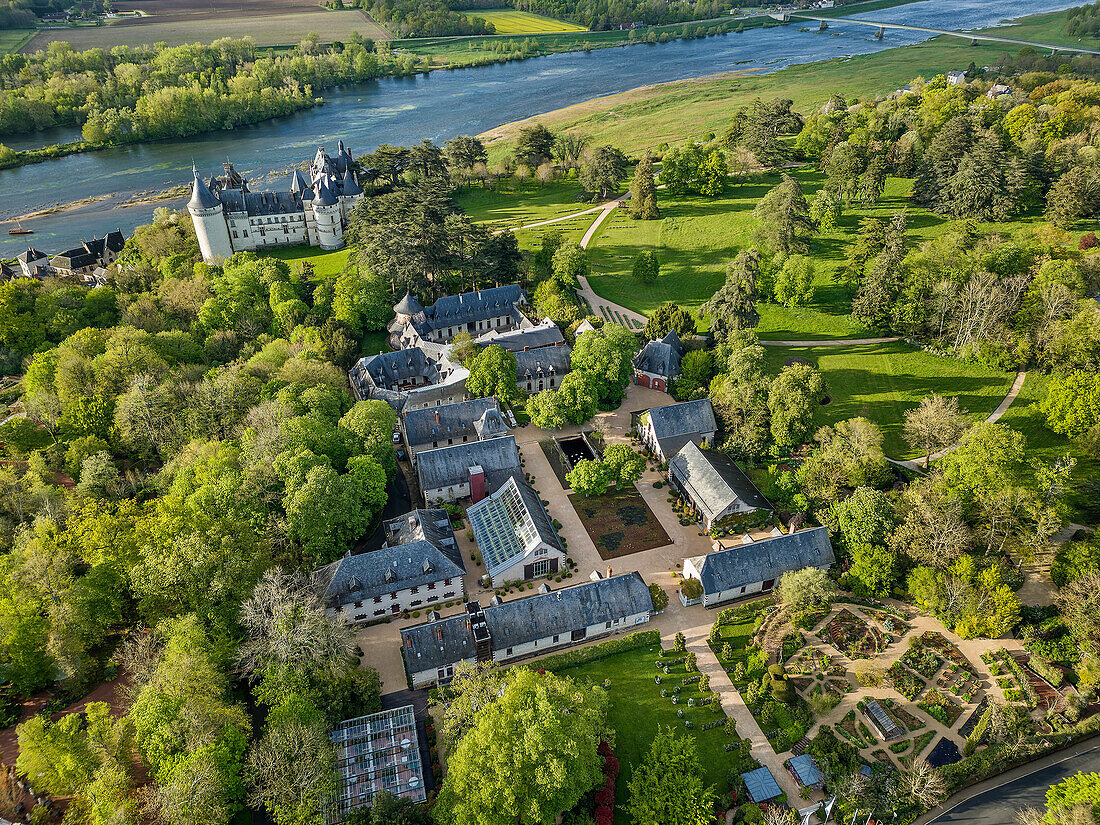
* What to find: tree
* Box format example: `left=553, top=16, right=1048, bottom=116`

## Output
left=367, top=791, right=432, bottom=825
left=810, top=186, right=841, bottom=233
left=570, top=323, right=637, bottom=406
left=435, top=668, right=607, bottom=825
left=567, top=459, right=609, bottom=497
left=1042, top=371, right=1100, bottom=438
left=580, top=146, right=628, bottom=199
left=772, top=254, right=815, bottom=307
left=444, top=135, right=488, bottom=172
left=697, top=150, right=728, bottom=197
left=642, top=302, right=694, bottom=340
left=753, top=174, right=814, bottom=254
left=332, top=270, right=392, bottom=335
left=513, top=124, right=556, bottom=168
left=899, top=759, right=947, bottom=808
left=630, top=154, right=660, bottom=220
left=632, top=250, right=660, bottom=283
left=828, top=486, right=896, bottom=549
left=847, top=543, right=901, bottom=597
left=244, top=719, right=336, bottom=825
left=767, top=362, right=826, bottom=455
left=1058, top=572, right=1100, bottom=651
left=798, top=418, right=890, bottom=507
left=1046, top=165, right=1100, bottom=228
left=672, top=350, right=713, bottom=401
left=601, top=443, right=645, bottom=488
left=552, top=132, right=590, bottom=171
left=551, top=241, right=589, bottom=288
left=777, top=567, right=836, bottom=612
left=890, top=480, right=970, bottom=568
left=702, top=251, right=761, bottom=341
left=338, top=400, right=398, bottom=477
left=465, top=345, right=519, bottom=406
left=626, top=726, right=716, bottom=825
left=903, top=394, right=967, bottom=467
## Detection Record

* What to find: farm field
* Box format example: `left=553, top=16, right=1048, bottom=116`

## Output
left=762, top=341, right=1016, bottom=459
left=21, top=8, right=388, bottom=50
left=0, top=29, right=34, bottom=54
left=464, top=8, right=586, bottom=34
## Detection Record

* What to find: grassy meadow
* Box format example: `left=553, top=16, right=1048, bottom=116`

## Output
left=267, top=244, right=350, bottom=280
left=465, top=8, right=587, bottom=34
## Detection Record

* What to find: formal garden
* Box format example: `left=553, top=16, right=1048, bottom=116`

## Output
left=568, top=489, right=671, bottom=559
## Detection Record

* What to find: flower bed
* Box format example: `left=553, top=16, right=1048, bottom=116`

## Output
left=911, top=631, right=969, bottom=668
left=837, top=709, right=872, bottom=749
left=886, top=662, right=925, bottom=702
left=821, top=609, right=887, bottom=660
left=901, top=645, right=943, bottom=680
left=882, top=699, right=926, bottom=732
left=912, top=730, right=936, bottom=757
left=918, top=688, right=964, bottom=727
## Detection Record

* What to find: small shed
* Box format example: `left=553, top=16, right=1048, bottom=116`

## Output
left=787, top=753, right=824, bottom=788
left=742, top=767, right=783, bottom=804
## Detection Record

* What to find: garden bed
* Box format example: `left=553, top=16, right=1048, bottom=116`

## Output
left=911, top=631, right=969, bottom=668
left=917, top=688, right=964, bottom=727
left=569, top=488, right=671, bottom=560
left=886, top=662, right=925, bottom=702
left=820, top=609, right=887, bottom=659
left=901, top=644, right=943, bottom=680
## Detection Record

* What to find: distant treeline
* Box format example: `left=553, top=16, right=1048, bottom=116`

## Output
left=365, top=0, right=495, bottom=37
left=0, top=36, right=420, bottom=144
left=1066, top=1, right=1100, bottom=39
left=507, top=0, right=734, bottom=30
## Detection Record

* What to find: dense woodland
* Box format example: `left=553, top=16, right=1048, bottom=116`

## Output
left=0, top=36, right=417, bottom=142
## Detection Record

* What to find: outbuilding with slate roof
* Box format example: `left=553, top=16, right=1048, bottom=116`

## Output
left=633, top=330, right=685, bottom=393
left=392, top=284, right=532, bottom=349
left=415, top=435, right=523, bottom=505
left=742, top=767, right=783, bottom=804
left=683, top=526, right=835, bottom=607
left=668, top=440, right=772, bottom=531
left=400, top=397, right=509, bottom=464
left=313, top=508, right=465, bottom=622
left=467, top=475, right=565, bottom=586
left=349, top=346, right=469, bottom=412
left=400, top=572, right=653, bottom=687
left=637, top=399, right=717, bottom=462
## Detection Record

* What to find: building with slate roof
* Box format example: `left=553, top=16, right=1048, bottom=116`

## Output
left=389, top=284, right=532, bottom=350
left=467, top=475, right=565, bottom=586
left=787, top=754, right=825, bottom=789
left=16, top=248, right=49, bottom=278
left=668, top=441, right=772, bottom=531
left=400, top=397, right=509, bottom=464
left=313, top=509, right=465, bottom=622
left=400, top=572, right=653, bottom=687
left=188, top=143, right=365, bottom=263
left=637, top=399, right=717, bottom=462
left=633, top=330, right=685, bottom=393
left=49, top=230, right=126, bottom=279
left=480, top=316, right=566, bottom=351
left=741, top=767, right=783, bottom=804
left=330, top=705, right=426, bottom=819
left=348, top=346, right=469, bottom=412
left=415, top=435, right=522, bottom=505
left=683, top=526, right=835, bottom=607
left=516, top=345, right=571, bottom=395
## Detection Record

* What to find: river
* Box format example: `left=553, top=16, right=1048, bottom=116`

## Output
left=1, top=0, right=1081, bottom=257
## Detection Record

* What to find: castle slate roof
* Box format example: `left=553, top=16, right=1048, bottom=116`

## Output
left=483, top=320, right=565, bottom=352
left=218, top=188, right=304, bottom=216
left=17, top=248, right=47, bottom=263
left=413, top=284, right=527, bottom=336
left=692, top=526, right=834, bottom=597
left=633, top=330, right=685, bottom=379
left=342, top=167, right=364, bottom=196
left=644, top=399, right=717, bottom=457
left=385, top=508, right=464, bottom=569
left=416, top=435, right=522, bottom=493
left=314, top=176, right=339, bottom=207
left=466, top=476, right=562, bottom=578
left=474, top=408, right=509, bottom=440
left=289, top=169, right=310, bottom=193
left=400, top=573, right=653, bottom=672
left=313, top=539, right=465, bottom=606
left=668, top=441, right=772, bottom=523
left=516, top=346, right=571, bottom=379
left=395, top=291, right=425, bottom=317
left=188, top=166, right=221, bottom=210
left=402, top=398, right=504, bottom=449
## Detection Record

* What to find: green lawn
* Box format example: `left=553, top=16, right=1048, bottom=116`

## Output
left=266, top=244, right=350, bottom=280
left=763, top=341, right=1016, bottom=458
left=456, top=180, right=603, bottom=252
left=554, top=644, right=747, bottom=822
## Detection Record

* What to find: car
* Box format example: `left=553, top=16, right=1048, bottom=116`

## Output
left=392, top=431, right=402, bottom=444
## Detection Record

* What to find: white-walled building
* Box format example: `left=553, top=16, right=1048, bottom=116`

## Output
left=637, top=398, right=717, bottom=462
left=400, top=573, right=653, bottom=688
left=415, top=435, right=522, bottom=505
left=467, top=475, right=565, bottom=587
left=188, top=144, right=364, bottom=263
left=683, top=526, right=835, bottom=608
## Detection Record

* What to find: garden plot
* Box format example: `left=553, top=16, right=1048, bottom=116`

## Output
left=568, top=489, right=671, bottom=560
left=820, top=609, right=888, bottom=659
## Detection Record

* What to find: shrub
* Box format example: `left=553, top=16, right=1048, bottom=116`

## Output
left=536, top=630, right=660, bottom=672
left=649, top=582, right=669, bottom=612
left=674, top=632, right=687, bottom=652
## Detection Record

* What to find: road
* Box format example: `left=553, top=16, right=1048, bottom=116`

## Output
left=789, top=14, right=1100, bottom=55
left=919, top=739, right=1100, bottom=824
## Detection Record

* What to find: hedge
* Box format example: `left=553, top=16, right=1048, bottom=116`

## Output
left=538, top=629, right=661, bottom=672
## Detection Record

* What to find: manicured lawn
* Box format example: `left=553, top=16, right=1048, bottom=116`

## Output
left=456, top=180, right=599, bottom=251
left=266, top=244, right=350, bottom=280
left=762, top=341, right=1016, bottom=458
left=554, top=644, right=745, bottom=823
left=568, top=488, right=671, bottom=559
left=464, top=8, right=587, bottom=34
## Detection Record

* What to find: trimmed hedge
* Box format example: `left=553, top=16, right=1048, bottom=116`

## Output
left=539, top=629, right=661, bottom=672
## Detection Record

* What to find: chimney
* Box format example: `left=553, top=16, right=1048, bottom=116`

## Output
left=435, top=626, right=443, bottom=642
left=435, top=411, right=440, bottom=425
left=606, top=565, right=612, bottom=579
left=468, top=464, right=485, bottom=503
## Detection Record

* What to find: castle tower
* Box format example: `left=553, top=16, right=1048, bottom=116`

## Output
left=338, top=167, right=364, bottom=222
left=312, top=177, right=343, bottom=250
left=188, top=165, right=233, bottom=263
